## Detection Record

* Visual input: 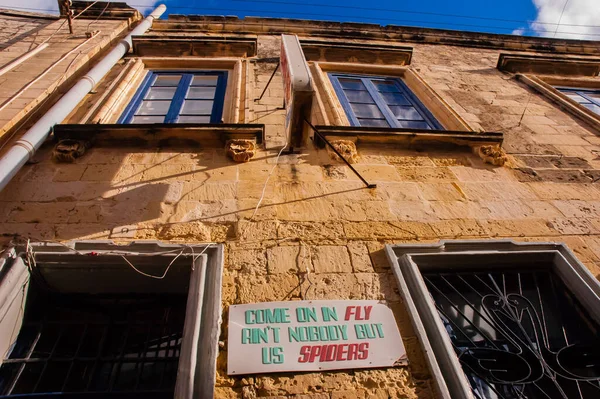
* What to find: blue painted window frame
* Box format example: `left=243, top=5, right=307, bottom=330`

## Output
left=328, top=73, right=442, bottom=130
left=555, top=87, right=600, bottom=116
left=118, top=71, right=228, bottom=124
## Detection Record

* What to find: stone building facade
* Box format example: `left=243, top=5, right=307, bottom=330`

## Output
left=0, top=2, right=600, bottom=398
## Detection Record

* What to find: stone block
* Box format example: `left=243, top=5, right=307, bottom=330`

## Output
left=480, top=219, right=560, bottom=237
left=418, top=182, right=466, bottom=201
left=347, top=241, right=374, bottom=273
left=429, top=219, right=487, bottom=238
left=109, top=224, right=138, bottom=239
left=0, top=222, right=55, bottom=240
left=266, top=245, right=311, bottom=274
left=236, top=274, right=301, bottom=303
left=331, top=390, right=367, bottom=399
left=457, top=182, right=537, bottom=201
left=449, top=165, right=517, bottom=182
left=548, top=218, right=600, bottom=235
left=389, top=201, right=438, bottom=222
left=157, top=221, right=212, bottom=241
left=373, top=182, right=423, bottom=202
left=54, top=223, right=112, bottom=241
left=311, top=245, right=352, bottom=273
left=430, top=201, right=491, bottom=220
left=396, top=167, right=455, bottom=182
left=551, top=200, right=600, bottom=218
left=344, top=222, right=435, bottom=240
left=352, top=165, right=401, bottom=182
left=53, top=165, right=87, bottom=182
left=306, top=273, right=391, bottom=300
left=513, top=155, right=555, bottom=169
left=527, top=182, right=600, bottom=200
left=276, top=199, right=337, bottom=222
left=534, top=169, right=592, bottom=183
left=182, top=182, right=238, bottom=201
left=237, top=220, right=279, bottom=242
left=549, top=157, right=591, bottom=169
left=277, top=221, right=346, bottom=243
left=385, top=156, right=434, bottom=167
left=530, top=134, right=589, bottom=146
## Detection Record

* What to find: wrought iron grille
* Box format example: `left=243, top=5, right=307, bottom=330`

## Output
left=0, top=292, right=187, bottom=398
left=423, top=268, right=600, bottom=399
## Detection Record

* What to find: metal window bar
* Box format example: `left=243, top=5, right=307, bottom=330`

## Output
left=0, top=292, right=186, bottom=397
left=422, top=268, right=600, bottom=399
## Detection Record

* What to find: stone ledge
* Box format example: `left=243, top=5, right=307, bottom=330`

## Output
left=300, top=39, right=412, bottom=65
left=313, top=125, right=503, bottom=150
left=132, top=36, right=257, bottom=57
left=497, top=53, right=600, bottom=76
left=53, top=123, right=264, bottom=147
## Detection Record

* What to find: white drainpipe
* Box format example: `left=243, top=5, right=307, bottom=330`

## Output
left=0, top=4, right=167, bottom=192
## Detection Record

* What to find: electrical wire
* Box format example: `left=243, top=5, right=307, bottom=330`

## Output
left=553, top=0, right=570, bottom=38
left=134, top=3, right=600, bottom=38
left=247, top=141, right=288, bottom=222
left=16, top=236, right=212, bottom=280
left=232, top=0, right=599, bottom=29
left=5, top=2, right=600, bottom=37
left=86, top=1, right=110, bottom=32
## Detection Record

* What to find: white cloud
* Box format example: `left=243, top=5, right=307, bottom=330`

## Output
left=529, top=0, right=600, bottom=40
left=512, top=27, right=526, bottom=35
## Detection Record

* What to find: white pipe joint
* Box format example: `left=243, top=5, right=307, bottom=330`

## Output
left=0, top=4, right=167, bottom=192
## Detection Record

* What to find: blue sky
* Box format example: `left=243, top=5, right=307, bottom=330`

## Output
left=2, top=0, right=600, bottom=40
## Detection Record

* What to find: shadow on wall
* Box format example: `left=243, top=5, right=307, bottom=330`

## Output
left=0, top=145, right=174, bottom=241
left=0, top=16, right=54, bottom=51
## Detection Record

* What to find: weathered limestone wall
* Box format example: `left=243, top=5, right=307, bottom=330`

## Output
left=0, top=14, right=135, bottom=146
left=1, top=31, right=600, bottom=398
left=0, top=11, right=53, bottom=50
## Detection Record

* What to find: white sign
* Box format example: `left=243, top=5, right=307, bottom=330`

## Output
left=227, top=300, right=407, bottom=375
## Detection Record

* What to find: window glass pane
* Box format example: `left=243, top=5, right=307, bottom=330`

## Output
left=187, top=87, right=217, bottom=99
left=389, top=105, right=425, bottom=120
left=563, top=93, right=589, bottom=103
left=191, top=75, right=218, bottom=86
left=397, top=120, right=431, bottom=129
left=345, top=90, right=375, bottom=103
left=381, top=92, right=411, bottom=106
left=181, top=100, right=213, bottom=115
left=339, top=78, right=367, bottom=91
left=583, top=103, right=600, bottom=115
left=374, top=81, right=400, bottom=92
left=144, top=87, right=177, bottom=100
left=358, top=118, right=390, bottom=128
left=177, top=115, right=212, bottom=123
left=131, top=115, right=165, bottom=124
left=351, top=103, right=385, bottom=119
left=586, top=92, right=600, bottom=101
left=153, top=75, right=181, bottom=86
left=136, top=100, right=171, bottom=115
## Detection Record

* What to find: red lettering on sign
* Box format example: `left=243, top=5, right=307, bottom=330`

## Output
left=298, top=346, right=310, bottom=363
left=297, top=343, right=370, bottom=363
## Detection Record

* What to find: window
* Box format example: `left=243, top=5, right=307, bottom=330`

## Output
left=119, top=71, right=228, bottom=124
left=0, top=242, right=224, bottom=398
left=0, top=293, right=185, bottom=397
left=328, top=73, right=442, bottom=130
left=555, top=87, right=600, bottom=116
left=387, top=241, right=600, bottom=399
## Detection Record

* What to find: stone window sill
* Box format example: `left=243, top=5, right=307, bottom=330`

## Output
left=53, top=123, right=264, bottom=147
left=313, top=125, right=503, bottom=150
